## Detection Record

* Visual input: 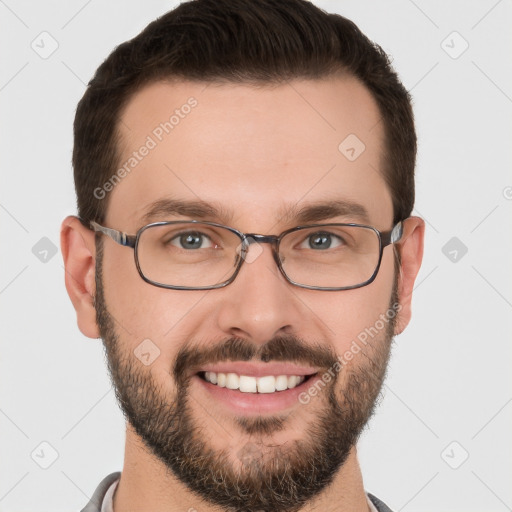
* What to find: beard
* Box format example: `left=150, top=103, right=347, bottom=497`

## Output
left=95, top=240, right=399, bottom=512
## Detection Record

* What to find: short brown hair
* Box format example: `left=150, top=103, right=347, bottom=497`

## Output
left=73, top=0, right=416, bottom=226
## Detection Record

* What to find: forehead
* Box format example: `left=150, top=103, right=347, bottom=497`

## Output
left=107, top=76, right=392, bottom=231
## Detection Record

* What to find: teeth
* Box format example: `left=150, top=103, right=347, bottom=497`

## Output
left=275, top=375, right=289, bottom=391
left=240, top=375, right=257, bottom=393
left=202, top=372, right=308, bottom=393
left=257, top=375, right=275, bottom=394
left=217, top=372, right=226, bottom=387
left=226, top=372, right=239, bottom=390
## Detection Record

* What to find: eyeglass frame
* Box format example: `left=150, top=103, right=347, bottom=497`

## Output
left=89, top=218, right=404, bottom=291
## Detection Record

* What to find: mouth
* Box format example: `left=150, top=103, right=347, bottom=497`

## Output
left=197, top=370, right=318, bottom=393
left=193, top=370, right=321, bottom=415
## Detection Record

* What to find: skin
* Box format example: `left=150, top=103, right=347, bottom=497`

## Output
left=61, top=75, right=424, bottom=512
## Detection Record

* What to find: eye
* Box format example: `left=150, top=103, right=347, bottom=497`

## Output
left=299, top=232, right=344, bottom=250
left=169, top=231, right=214, bottom=250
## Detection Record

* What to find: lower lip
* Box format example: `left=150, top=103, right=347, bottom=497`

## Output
left=193, top=374, right=320, bottom=415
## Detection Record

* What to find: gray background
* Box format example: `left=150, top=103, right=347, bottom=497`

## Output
left=1, top=1, right=511, bottom=511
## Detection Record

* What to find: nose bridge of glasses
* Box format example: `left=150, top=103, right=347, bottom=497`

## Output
left=244, top=234, right=279, bottom=245
left=238, top=233, right=281, bottom=265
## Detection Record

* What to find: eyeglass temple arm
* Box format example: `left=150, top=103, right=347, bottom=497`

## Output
left=90, top=221, right=137, bottom=248
left=381, top=221, right=403, bottom=247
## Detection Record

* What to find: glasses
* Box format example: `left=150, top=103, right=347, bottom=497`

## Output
left=90, top=219, right=404, bottom=291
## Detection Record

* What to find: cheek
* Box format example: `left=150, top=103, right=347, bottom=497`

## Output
left=101, top=245, right=208, bottom=350
left=311, top=251, right=396, bottom=353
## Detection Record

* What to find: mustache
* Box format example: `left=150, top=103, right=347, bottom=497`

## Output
left=173, top=335, right=339, bottom=384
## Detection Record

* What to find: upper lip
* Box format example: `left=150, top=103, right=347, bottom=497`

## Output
left=196, top=362, right=319, bottom=378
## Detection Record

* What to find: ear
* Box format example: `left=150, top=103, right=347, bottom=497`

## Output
left=394, top=216, right=425, bottom=335
left=61, top=216, right=100, bottom=339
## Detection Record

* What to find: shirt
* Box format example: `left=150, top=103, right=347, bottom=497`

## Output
left=81, top=472, right=394, bottom=512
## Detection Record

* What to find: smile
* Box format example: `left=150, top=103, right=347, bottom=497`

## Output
left=199, top=371, right=316, bottom=394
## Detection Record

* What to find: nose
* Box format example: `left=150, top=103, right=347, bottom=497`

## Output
left=215, top=242, right=303, bottom=345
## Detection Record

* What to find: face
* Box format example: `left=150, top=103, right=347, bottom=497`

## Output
left=70, top=75, right=423, bottom=512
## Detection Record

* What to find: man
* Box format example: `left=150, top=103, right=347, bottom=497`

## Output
left=61, top=0, right=424, bottom=510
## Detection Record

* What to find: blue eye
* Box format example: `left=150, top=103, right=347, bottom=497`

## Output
left=170, top=232, right=213, bottom=250
left=300, top=232, right=344, bottom=250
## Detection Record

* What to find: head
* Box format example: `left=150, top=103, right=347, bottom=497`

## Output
left=61, top=1, right=424, bottom=511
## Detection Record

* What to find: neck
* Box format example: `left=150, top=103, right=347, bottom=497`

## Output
left=113, top=424, right=370, bottom=512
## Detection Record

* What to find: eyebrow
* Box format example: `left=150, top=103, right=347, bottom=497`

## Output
left=140, top=198, right=233, bottom=225
left=282, top=199, right=371, bottom=225
left=139, top=198, right=371, bottom=226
